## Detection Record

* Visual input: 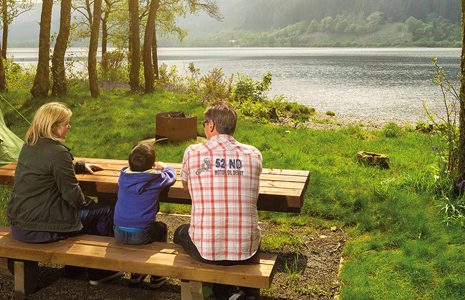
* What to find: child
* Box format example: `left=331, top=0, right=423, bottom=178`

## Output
left=114, top=143, right=176, bottom=287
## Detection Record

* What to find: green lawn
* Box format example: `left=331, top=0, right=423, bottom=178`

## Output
left=1, top=86, right=464, bottom=299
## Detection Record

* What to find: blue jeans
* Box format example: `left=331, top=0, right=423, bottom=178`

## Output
left=79, top=203, right=114, bottom=237
left=114, top=222, right=167, bottom=245
left=11, top=203, right=114, bottom=243
left=9, top=203, right=115, bottom=281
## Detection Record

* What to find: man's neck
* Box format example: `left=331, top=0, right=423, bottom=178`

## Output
left=207, top=133, right=232, bottom=141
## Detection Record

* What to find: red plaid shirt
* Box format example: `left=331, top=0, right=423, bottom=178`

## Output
left=181, top=134, right=262, bottom=261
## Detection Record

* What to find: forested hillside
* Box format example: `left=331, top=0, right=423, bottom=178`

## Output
left=6, top=0, right=462, bottom=48
left=236, top=0, right=460, bottom=31
left=166, top=0, right=461, bottom=47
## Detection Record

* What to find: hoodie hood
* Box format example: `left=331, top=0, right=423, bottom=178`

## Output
left=118, top=167, right=161, bottom=195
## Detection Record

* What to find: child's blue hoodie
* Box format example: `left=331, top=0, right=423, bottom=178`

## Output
left=114, top=166, right=176, bottom=228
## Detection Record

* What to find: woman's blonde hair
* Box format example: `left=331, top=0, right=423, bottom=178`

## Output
left=25, top=102, right=72, bottom=145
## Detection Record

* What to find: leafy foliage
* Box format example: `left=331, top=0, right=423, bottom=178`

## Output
left=156, top=64, right=314, bottom=124
left=198, top=68, right=233, bottom=102
left=234, top=72, right=272, bottom=103
left=99, top=50, right=128, bottom=82
left=4, top=59, right=35, bottom=90
left=420, top=58, right=464, bottom=227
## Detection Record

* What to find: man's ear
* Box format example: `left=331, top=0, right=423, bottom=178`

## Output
left=209, top=122, right=215, bottom=133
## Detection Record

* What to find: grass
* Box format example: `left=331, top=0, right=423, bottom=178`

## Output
left=0, top=86, right=464, bottom=299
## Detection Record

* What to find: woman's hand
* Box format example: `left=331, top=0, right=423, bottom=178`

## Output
left=84, top=163, right=103, bottom=174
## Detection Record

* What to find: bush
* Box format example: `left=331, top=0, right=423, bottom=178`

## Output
left=382, top=122, right=403, bottom=138
left=239, top=100, right=272, bottom=122
left=198, top=68, right=233, bottom=102
left=100, top=50, right=128, bottom=82
left=157, top=64, right=185, bottom=92
left=234, top=72, right=272, bottom=103
left=4, top=59, right=35, bottom=90
left=416, top=121, right=433, bottom=133
left=281, top=102, right=314, bottom=122
left=326, top=111, right=336, bottom=116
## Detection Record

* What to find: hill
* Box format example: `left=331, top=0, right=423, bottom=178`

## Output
left=6, top=0, right=462, bottom=48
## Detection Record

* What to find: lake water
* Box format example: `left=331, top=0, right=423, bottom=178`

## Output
left=10, top=47, right=461, bottom=122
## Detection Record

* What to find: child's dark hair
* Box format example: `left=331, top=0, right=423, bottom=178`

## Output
left=129, top=143, right=155, bottom=171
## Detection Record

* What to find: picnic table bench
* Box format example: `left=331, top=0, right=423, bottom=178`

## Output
left=0, top=157, right=310, bottom=299
left=0, top=227, right=277, bottom=300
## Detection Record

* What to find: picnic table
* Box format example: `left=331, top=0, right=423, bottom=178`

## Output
left=0, top=157, right=310, bottom=213
left=0, top=157, right=310, bottom=299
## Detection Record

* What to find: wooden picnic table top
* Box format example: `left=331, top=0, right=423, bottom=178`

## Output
left=0, top=157, right=310, bottom=213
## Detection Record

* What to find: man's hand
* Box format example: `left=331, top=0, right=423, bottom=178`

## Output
left=84, top=163, right=103, bottom=174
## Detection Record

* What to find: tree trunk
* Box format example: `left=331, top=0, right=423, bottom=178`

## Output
left=458, top=0, right=465, bottom=182
left=31, top=0, right=53, bottom=98
left=152, top=24, right=159, bottom=80
left=143, top=0, right=159, bottom=93
left=88, top=0, right=102, bottom=98
left=129, top=0, right=140, bottom=91
left=51, top=0, right=72, bottom=96
left=0, top=40, right=7, bottom=92
left=101, top=14, right=108, bottom=77
left=2, top=0, right=7, bottom=60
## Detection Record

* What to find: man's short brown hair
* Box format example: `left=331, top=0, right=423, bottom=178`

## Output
left=129, top=143, right=155, bottom=171
left=204, top=102, right=237, bottom=134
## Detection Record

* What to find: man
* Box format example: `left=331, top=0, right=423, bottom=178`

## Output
left=174, top=102, right=262, bottom=299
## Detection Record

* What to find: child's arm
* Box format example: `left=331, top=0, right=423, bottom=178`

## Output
left=155, top=163, right=177, bottom=188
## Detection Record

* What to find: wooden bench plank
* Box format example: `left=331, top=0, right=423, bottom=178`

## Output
left=0, top=228, right=277, bottom=289
left=66, top=235, right=277, bottom=266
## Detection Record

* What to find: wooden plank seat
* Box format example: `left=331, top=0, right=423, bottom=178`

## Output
left=0, top=157, right=310, bottom=213
left=0, top=227, right=277, bottom=299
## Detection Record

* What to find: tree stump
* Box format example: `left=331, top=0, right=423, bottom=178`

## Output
left=356, top=151, right=390, bottom=169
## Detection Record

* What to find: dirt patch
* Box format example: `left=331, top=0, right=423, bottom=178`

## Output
left=0, top=214, right=345, bottom=300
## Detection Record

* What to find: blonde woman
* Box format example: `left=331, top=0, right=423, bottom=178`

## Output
left=7, top=102, right=122, bottom=285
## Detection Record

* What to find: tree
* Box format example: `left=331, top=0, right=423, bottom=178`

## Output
left=457, top=0, right=465, bottom=182
left=87, top=0, right=220, bottom=92
left=88, top=0, right=102, bottom=97
left=31, top=0, right=53, bottom=98
left=149, top=0, right=221, bottom=83
left=101, top=0, right=119, bottom=75
left=0, top=40, right=6, bottom=92
left=51, top=0, right=72, bottom=96
left=152, top=23, right=159, bottom=79
left=73, top=0, right=122, bottom=79
left=128, top=0, right=140, bottom=91
left=1, top=0, right=33, bottom=59
left=143, top=0, right=159, bottom=93
left=101, top=0, right=119, bottom=57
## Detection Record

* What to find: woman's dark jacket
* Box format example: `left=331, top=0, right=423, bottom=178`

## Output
left=7, top=138, right=88, bottom=232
